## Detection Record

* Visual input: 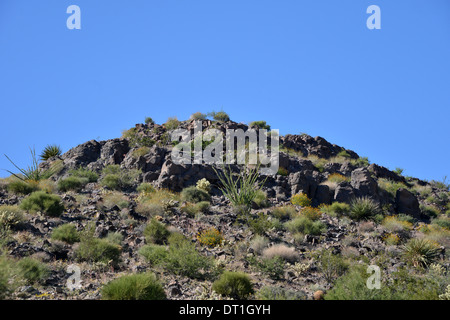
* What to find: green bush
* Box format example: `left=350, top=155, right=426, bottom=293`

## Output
left=7, top=180, right=38, bottom=195
left=253, top=190, right=269, bottom=208
left=100, top=165, right=141, bottom=190
left=0, top=255, right=15, bottom=299
left=137, top=183, right=155, bottom=194
left=320, top=202, right=350, bottom=217
left=75, top=225, right=121, bottom=265
left=181, top=186, right=211, bottom=203
left=58, top=176, right=88, bottom=192
left=190, top=112, right=207, bottom=120
left=145, top=117, right=155, bottom=125
left=138, top=244, right=169, bottom=266
left=349, top=197, right=380, bottom=221
left=17, top=258, right=50, bottom=284
left=249, top=121, right=270, bottom=130
left=317, top=249, right=349, bottom=283
left=20, top=191, right=64, bottom=217
left=40, top=145, right=62, bottom=161
left=144, top=218, right=170, bottom=244
left=164, top=117, right=180, bottom=130
left=432, top=217, right=450, bottom=230
left=51, top=224, right=80, bottom=244
left=421, top=205, right=440, bottom=219
left=139, top=233, right=213, bottom=279
left=212, top=271, right=254, bottom=299
left=105, top=232, right=124, bottom=246
left=272, top=206, right=296, bottom=220
left=69, top=167, right=98, bottom=183
left=209, top=111, right=230, bottom=122
left=257, top=286, right=306, bottom=300
left=249, top=256, right=285, bottom=280
left=291, top=193, right=312, bottom=207
left=101, top=273, right=166, bottom=300
left=285, top=216, right=326, bottom=235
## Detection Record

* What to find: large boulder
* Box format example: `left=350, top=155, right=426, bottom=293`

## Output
left=351, top=168, right=378, bottom=198
left=395, top=188, right=421, bottom=219
left=334, top=182, right=355, bottom=203
left=100, top=139, right=129, bottom=165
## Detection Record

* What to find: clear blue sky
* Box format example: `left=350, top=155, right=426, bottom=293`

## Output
left=0, top=0, right=449, bottom=182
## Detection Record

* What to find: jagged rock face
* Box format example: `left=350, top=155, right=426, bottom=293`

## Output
left=51, top=119, right=431, bottom=219
left=281, top=134, right=359, bottom=159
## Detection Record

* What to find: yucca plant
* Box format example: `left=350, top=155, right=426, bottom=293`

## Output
left=349, top=197, right=380, bottom=221
left=213, top=165, right=267, bottom=213
left=4, top=148, right=56, bottom=182
left=40, top=145, right=62, bottom=161
left=403, top=238, right=441, bottom=268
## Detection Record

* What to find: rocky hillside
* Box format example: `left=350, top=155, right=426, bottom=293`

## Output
left=0, top=115, right=449, bottom=300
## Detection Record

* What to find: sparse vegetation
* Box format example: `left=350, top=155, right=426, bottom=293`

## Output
left=20, top=191, right=64, bottom=217
left=212, top=271, right=254, bottom=299
left=101, top=273, right=166, bottom=300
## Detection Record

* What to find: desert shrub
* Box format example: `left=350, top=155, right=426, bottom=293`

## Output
left=17, top=258, right=50, bottom=284
left=196, top=178, right=211, bottom=193
left=327, top=173, right=350, bottom=184
left=0, top=205, right=24, bottom=231
left=102, top=191, right=129, bottom=209
left=349, top=197, right=380, bottom=221
left=272, top=206, right=296, bottom=220
left=249, top=121, right=270, bottom=130
left=249, top=235, right=269, bottom=254
left=383, top=233, right=401, bottom=245
left=164, top=117, right=180, bottom=130
left=197, top=228, right=224, bottom=247
left=421, top=205, right=440, bottom=219
left=378, top=178, right=409, bottom=199
left=51, top=224, right=80, bottom=244
left=138, top=244, right=168, bottom=266
left=317, top=249, right=349, bottom=283
left=40, top=145, right=62, bottom=161
left=291, top=193, right=312, bottom=207
left=163, top=235, right=213, bottom=279
left=250, top=256, right=285, bottom=280
left=337, top=150, right=351, bottom=158
left=69, top=167, right=98, bottom=183
left=144, top=117, right=155, bottom=125
left=253, top=190, right=269, bottom=208
left=320, top=202, right=350, bottom=217
left=144, top=218, right=170, bottom=244
left=122, top=127, right=155, bottom=148
left=285, top=216, right=326, bottom=236
left=0, top=255, right=15, bottom=299
left=257, top=286, right=306, bottom=300
left=262, top=244, right=298, bottom=263
left=248, top=212, right=273, bottom=235
left=208, top=111, right=230, bottom=122
left=101, top=165, right=141, bottom=190
left=432, top=216, right=450, bottom=230
left=140, top=233, right=213, bottom=279
left=181, top=186, right=210, bottom=203
left=7, top=180, right=38, bottom=195
left=277, top=167, right=289, bottom=176
left=180, top=201, right=210, bottom=217
left=20, top=191, right=64, bottom=217
left=137, top=183, right=155, bottom=194
left=58, top=176, right=88, bottom=192
left=214, top=165, right=267, bottom=214
left=190, top=112, right=207, bottom=120
left=212, top=271, right=253, bottom=299
left=382, top=216, right=413, bottom=235
left=105, top=232, right=124, bottom=246
left=75, top=225, right=121, bottom=265
left=300, top=206, right=322, bottom=221
left=403, top=238, right=441, bottom=268
left=101, top=273, right=166, bottom=300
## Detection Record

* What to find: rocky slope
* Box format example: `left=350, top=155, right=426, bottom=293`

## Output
left=0, top=117, right=449, bottom=300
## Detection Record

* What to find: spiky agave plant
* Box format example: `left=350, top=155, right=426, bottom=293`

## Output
left=4, top=147, right=56, bottom=182
left=403, top=238, right=441, bottom=268
left=40, top=144, right=62, bottom=161
left=213, top=165, right=267, bottom=213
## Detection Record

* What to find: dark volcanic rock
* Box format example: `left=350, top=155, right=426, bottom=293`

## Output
left=395, top=188, right=421, bottom=219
